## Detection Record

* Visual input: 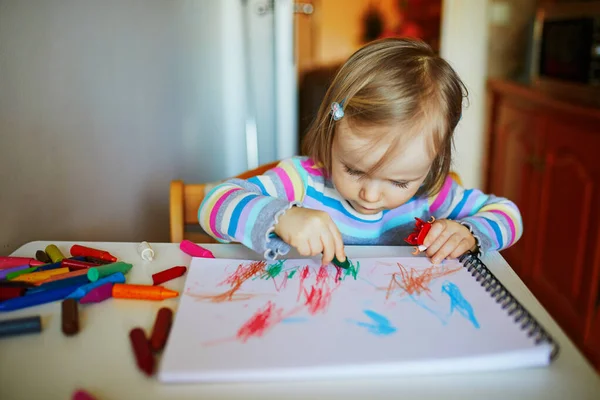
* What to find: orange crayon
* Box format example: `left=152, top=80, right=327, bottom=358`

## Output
left=112, top=284, right=178, bottom=301
left=13, top=267, right=70, bottom=283
left=34, top=269, right=89, bottom=286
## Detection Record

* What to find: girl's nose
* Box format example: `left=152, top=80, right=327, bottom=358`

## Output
left=359, top=181, right=381, bottom=203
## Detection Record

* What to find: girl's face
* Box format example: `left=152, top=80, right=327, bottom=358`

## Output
left=331, top=119, right=434, bottom=215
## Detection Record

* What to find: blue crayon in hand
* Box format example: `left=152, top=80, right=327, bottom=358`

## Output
left=66, top=272, right=126, bottom=301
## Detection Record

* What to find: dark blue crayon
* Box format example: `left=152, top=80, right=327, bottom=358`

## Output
left=0, top=284, right=82, bottom=312
left=25, top=275, right=90, bottom=295
left=0, top=315, right=42, bottom=338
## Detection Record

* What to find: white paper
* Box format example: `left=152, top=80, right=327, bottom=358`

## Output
left=159, top=257, right=553, bottom=382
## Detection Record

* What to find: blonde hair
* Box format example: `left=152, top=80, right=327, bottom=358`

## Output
left=302, top=38, right=467, bottom=196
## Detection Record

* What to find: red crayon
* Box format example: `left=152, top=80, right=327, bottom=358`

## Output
left=0, top=287, right=26, bottom=301
left=152, top=266, right=187, bottom=286
left=150, top=307, right=173, bottom=352
left=61, top=259, right=101, bottom=271
left=129, top=327, right=154, bottom=376
left=72, top=389, right=96, bottom=400
left=0, top=257, right=45, bottom=269
left=70, top=245, right=117, bottom=263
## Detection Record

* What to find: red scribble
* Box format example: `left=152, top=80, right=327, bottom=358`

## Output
left=316, top=265, right=329, bottom=284
left=189, top=261, right=266, bottom=303
left=235, top=301, right=303, bottom=342
left=385, top=263, right=461, bottom=300
left=297, top=266, right=311, bottom=301
left=271, top=274, right=288, bottom=292
left=334, top=266, right=343, bottom=282
left=303, top=285, right=334, bottom=315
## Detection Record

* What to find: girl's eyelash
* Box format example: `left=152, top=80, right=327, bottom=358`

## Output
left=344, top=165, right=364, bottom=176
left=391, top=181, right=409, bottom=189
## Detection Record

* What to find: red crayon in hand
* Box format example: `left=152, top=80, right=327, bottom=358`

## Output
left=179, top=240, right=214, bottom=258
left=405, top=216, right=435, bottom=255
left=129, top=327, right=154, bottom=376
left=70, top=245, right=117, bottom=263
left=152, top=266, right=187, bottom=286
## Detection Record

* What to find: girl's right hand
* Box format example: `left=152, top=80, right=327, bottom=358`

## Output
left=274, top=207, right=346, bottom=266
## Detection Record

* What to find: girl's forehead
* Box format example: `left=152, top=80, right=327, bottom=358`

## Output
left=336, top=120, right=434, bottom=178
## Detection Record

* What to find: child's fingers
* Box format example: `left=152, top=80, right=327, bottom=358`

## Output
left=308, top=236, right=324, bottom=257
left=430, top=233, right=463, bottom=264
left=449, top=238, right=474, bottom=259
left=423, top=220, right=446, bottom=248
left=424, top=224, right=451, bottom=259
left=328, top=224, right=346, bottom=262
left=295, top=240, right=312, bottom=257
left=320, top=233, right=335, bottom=266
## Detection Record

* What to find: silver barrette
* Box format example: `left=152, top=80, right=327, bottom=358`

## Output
left=330, top=101, right=344, bottom=121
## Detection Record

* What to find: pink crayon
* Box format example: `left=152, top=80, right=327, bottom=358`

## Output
left=179, top=240, right=214, bottom=258
left=0, top=257, right=45, bottom=270
left=79, top=282, right=114, bottom=304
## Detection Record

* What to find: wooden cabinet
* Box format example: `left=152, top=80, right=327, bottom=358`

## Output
left=485, top=80, right=600, bottom=370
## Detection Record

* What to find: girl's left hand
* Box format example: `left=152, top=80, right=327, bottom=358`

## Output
left=423, top=219, right=477, bottom=264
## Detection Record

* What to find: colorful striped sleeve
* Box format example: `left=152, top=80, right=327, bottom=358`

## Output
left=198, top=158, right=308, bottom=259
left=428, top=176, right=523, bottom=254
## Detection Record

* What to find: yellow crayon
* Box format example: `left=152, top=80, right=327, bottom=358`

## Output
left=12, top=267, right=70, bottom=283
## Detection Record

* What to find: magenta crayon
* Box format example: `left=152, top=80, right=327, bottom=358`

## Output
left=179, top=240, right=214, bottom=258
left=79, top=282, right=114, bottom=304
left=72, top=389, right=97, bottom=400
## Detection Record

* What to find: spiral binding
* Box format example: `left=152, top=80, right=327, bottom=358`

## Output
left=458, top=252, right=560, bottom=361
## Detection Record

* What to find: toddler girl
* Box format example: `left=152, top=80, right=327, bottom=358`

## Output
left=199, top=38, right=522, bottom=266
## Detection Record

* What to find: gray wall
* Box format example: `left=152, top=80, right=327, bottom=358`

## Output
left=0, top=0, right=254, bottom=254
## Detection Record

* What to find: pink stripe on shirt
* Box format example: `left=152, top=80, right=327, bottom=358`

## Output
left=273, top=167, right=295, bottom=201
left=209, top=188, right=241, bottom=239
left=430, top=177, right=453, bottom=214
left=489, top=209, right=517, bottom=245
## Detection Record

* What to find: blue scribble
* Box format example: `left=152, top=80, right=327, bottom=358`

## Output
left=405, top=295, right=448, bottom=325
left=281, top=317, right=308, bottom=324
left=348, top=310, right=397, bottom=336
left=441, top=281, right=480, bottom=328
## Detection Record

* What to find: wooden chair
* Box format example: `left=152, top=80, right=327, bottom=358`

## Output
left=170, top=165, right=464, bottom=243
left=169, top=161, right=279, bottom=243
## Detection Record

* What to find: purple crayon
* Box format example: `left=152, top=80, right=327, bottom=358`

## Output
left=79, top=282, right=114, bottom=304
left=0, top=264, right=30, bottom=280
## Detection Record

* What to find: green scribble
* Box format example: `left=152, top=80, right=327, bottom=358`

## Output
left=287, top=269, right=298, bottom=279
left=261, top=259, right=285, bottom=279
left=341, top=259, right=360, bottom=280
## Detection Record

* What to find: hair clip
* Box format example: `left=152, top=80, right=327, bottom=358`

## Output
left=330, top=101, right=344, bottom=121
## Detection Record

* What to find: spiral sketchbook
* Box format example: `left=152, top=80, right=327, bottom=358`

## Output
left=159, top=254, right=559, bottom=383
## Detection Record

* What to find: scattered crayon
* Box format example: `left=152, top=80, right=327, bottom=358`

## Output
left=87, top=262, right=132, bottom=282
left=152, top=266, right=187, bottom=286
left=0, top=315, right=42, bottom=338
left=85, top=257, right=113, bottom=265
left=72, top=389, right=97, bottom=400
left=0, top=287, right=26, bottom=301
left=71, top=245, right=117, bottom=263
left=112, top=284, right=178, bottom=301
left=34, top=269, right=89, bottom=286
left=150, top=307, right=173, bottom=352
left=79, top=282, right=114, bottom=304
left=0, top=280, right=36, bottom=289
left=67, top=272, right=126, bottom=300
left=35, top=250, right=52, bottom=264
left=0, top=264, right=30, bottom=280
left=45, top=244, right=66, bottom=263
left=6, top=266, right=38, bottom=280
left=0, top=257, right=44, bottom=269
left=62, top=259, right=100, bottom=271
left=0, top=283, right=83, bottom=312
left=129, top=327, right=154, bottom=376
left=26, top=275, right=90, bottom=295
left=61, top=298, right=79, bottom=336
left=179, top=240, right=214, bottom=258
left=12, top=267, right=70, bottom=283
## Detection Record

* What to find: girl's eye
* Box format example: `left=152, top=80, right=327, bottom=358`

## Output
left=344, top=165, right=364, bottom=177
left=391, top=181, right=409, bottom=189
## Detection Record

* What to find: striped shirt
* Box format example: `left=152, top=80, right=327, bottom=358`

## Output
left=199, top=157, right=522, bottom=259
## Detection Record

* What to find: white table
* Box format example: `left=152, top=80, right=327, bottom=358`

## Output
left=1, top=241, right=599, bottom=400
